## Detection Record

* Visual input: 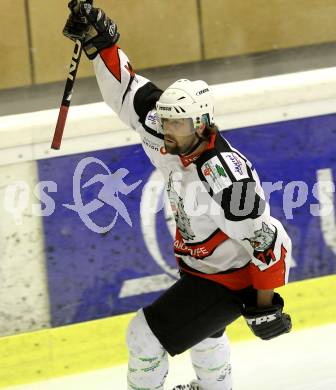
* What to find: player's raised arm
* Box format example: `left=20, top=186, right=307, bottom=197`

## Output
left=63, top=1, right=162, bottom=130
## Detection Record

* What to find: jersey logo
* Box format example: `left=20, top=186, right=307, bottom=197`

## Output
left=244, top=222, right=275, bottom=252
left=145, top=110, right=158, bottom=128
left=246, top=314, right=278, bottom=325
left=201, top=156, right=232, bottom=194
left=244, top=223, right=282, bottom=265
left=221, top=152, right=249, bottom=180
left=167, top=172, right=195, bottom=241
left=143, top=136, right=160, bottom=152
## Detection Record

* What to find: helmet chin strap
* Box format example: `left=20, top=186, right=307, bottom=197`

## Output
left=180, top=133, right=204, bottom=156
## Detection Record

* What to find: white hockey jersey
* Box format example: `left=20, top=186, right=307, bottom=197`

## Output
left=93, top=46, right=292, bottom=291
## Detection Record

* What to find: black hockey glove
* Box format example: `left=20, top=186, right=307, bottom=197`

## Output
left=63, top=0, right=120, bottom=60
left=242, top=292, right=292, bottom=340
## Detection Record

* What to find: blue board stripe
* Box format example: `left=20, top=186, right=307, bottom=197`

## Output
left=37, top=113, right=336, bottom=326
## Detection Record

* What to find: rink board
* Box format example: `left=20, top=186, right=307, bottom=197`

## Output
left=1, top=111, right=336, bottom=388
left=37, top=113, right=336, bottom=327
left=1, top=67, right=336, bottom=389
left=0, top=274, right=335, bottom=388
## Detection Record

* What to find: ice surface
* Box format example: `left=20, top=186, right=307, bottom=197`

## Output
left=8, top=323, right=336, bottom=390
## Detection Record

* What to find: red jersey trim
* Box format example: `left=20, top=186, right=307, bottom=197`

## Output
left=176, top=244, right=287, bottom=291
left=100, top=45, right=121, bottom=82
left=174, top=228, right=229, bottom=259
left=179, top=133, right=217, bottom=167
left=177, top=257, right=252, bottom=290
left=250, top=245, right=287, bottom=289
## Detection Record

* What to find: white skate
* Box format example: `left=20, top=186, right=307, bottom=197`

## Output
left=171, top=380, right=201, bottom=389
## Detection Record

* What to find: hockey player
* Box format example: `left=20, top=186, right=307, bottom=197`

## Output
left=63, top=3, right=292, bottom=389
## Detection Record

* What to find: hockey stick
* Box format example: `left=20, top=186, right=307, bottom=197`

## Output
left=51, top=0, right=92, bottom=150
left=51, top=39, right=82, bottom=150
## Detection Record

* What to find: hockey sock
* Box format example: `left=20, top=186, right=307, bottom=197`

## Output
left=190, top=333, right=232, bottom=390
left=126, top=309, right=168, bottom=390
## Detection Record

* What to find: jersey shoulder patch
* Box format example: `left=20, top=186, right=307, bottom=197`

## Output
left=142, top=109, right=164, bottom=140
left=220, top=151, right=250, bottom=181
left=200, top=155, right=232, bottom=194
left=145, top=109, right=159, bottom=130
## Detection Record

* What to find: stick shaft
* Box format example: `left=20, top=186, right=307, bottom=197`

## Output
left=51, top=39, right=83, bottom=150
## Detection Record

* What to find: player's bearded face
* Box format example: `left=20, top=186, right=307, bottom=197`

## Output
left=162, top=118, right=198, bottom=155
